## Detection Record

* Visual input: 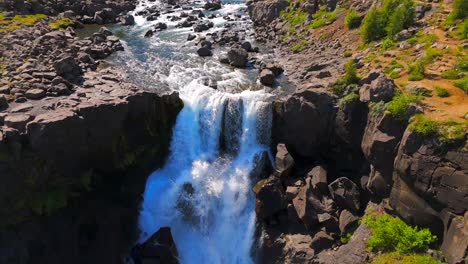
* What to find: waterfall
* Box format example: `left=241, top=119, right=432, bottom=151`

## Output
left=139, top=81, right=272, bottom=264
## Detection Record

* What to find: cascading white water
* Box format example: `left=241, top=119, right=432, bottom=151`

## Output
left=106, top=0, right=279, bottom=262
left=139, top=82, right=272, bottom=264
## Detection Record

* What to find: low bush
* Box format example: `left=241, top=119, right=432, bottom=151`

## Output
left=281, top=9, right=308, bottom=26
left=373, top=252, right=440, bottom=264
left=339, top=92, right=360, bottom=108
left=363, top=213, right=437, bottom=253
left=454, top=76, right=468, bottom=93
left=344, top=59, right=360, bottom=84
left=434, top=86, right=450, bottom=97
left=409, top=115, right=438, bottom=137
left=345, top=9, right=361, bottom=29
left=385, top=93, right=420, bottom=120
left=408, top=60, right=425, bottom=81
left=446, top=0, right=468, bottom=25
left=291, top=40, right=308, bottom=52
left=409, top=115, right=466, bottom=141
left=307, top=6, right=339, bottom=29
left=441, top=70, right=460, bottom=79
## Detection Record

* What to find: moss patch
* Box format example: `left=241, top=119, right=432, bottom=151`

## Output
left=0, top=13, right=47, bottom=33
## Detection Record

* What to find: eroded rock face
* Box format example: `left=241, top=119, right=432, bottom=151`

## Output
left=272, top=89, right=335, bottom=158
left=255, top=176, right=287, bottom=220
left=247, top=0, right=289, bottom=25
left=394, top=129, right=468, bottom=215
left=0, top=90, right=183, bottom=263
left=441, top=212, right=468, bottom=264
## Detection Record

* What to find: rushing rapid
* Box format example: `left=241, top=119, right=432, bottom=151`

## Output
left=108, top=0, right=284, bottom=262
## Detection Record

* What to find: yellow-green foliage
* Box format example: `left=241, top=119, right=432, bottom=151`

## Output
left=345, top=9, right=361, bottom=29
left=409, top=114, right=466, bottom=142
left=363, top=213, right=437, bottom=253
left=386, top=93, right=420, bottom=120
left=280, top=9, right=308, bottom=27
left=373, top=252, right=441, bottom=264
left=0, top=13, right=47, bottom=33
left=307, top=6, right=340, bottom=29
left=291, top=39, right=308, bottom=52
left=434, top=86, right=450, bottom=97
left=49, top=18, right=74, bottom=29
left=361, top=0, right=415, bottom=43
left=454, top=76, right=468, bottom=93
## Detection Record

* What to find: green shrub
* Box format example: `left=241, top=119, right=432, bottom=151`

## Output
left=409, top=115, right=438, bottom=137
left=389, top=71, right=401, bottom=79
left=422, top=48, right=441, bottom=64
left=381, top=38, right=395, bottom=50
left=291, top=40, right=308, bottom=52
left=344, top=59, right=360, bottom=84
left=363, top=213, right=437, bottom=253
left=307, top=6, right=339, bottom=29
left=341, top=232, right=353, bottom=244
left=434, top=86, right=450, bottom=97
left=281, top=9, right=308, bottom=26
left=454, top=76, right=468, bottom=93
left=361, top=0, right=415, bottom=43
left=330, top=80, right=349, bottom=97
left=447, top=0, right=468, bottom=23
left=345, top=9, right=361, bottom=29
left=456, top=55, right=468, bottom=71
left=386, top=0, right=414, bottom=37
left=384, top=60, right=404, bottom=74
left=410, top=115, right=466, bottom=142
left=386, top=93, right=420, bottom=120
left=408, top=60, right=425, bottom=81
left=441, top=70, right=460, bottom=79
left=339, top=92, right=360, bottom=108
left=361, top=7, right=386, bottom=42
left=369, top=101, right=387, bottom=117
left=373, top=252, right=440, bottom=264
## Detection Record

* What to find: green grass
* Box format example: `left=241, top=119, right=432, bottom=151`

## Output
left=372, top=252, right=441, bottom=264
left=281, top=9, right=308, bottom=27
left=408, top=60, right=425, bottom=81
left=422, top=47, right=442, bottom=64
left=454, top=76, right=468, bottom=93
left=49, top=18, right=74, bottom=29
left=410, top=114, right=466, bottom=142
left=434, top=86, right=450, bottom=97
left=339, top=92, right=360, bottom=108
left=389, top=71, right=401, bottom=79
left=441, top=70, right=460, bottom=79
left=385, top=93, right=420, bottom=120
left=418, top=33, right=438, bottom=46
left=384, top=60, right=404, bottom=74
left=291, top=39, right=308, bottom=52
left=0, top=13, right=47, bottom=33
left=363, top=213, right=437, bottom=253
left=345, top=9, right=361, bottom=29
left=307, top=6, right=340, bottom=29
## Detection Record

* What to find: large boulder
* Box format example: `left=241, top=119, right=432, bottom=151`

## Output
left=328, top=177, right=360, bottom=213
left=359, top=71, right=396, bottom=103
left=272, top=90, right=335, bottom=158
left=394, top=128, right=468, bottom=215
left=247, top=0, right=289, bottom=25
left=227, top=48, right=248, bottom=68
left=135, top=227, right=179, bottom=264
left=441, top=212, right=468, bottom=264
left=274, top=143, right=294, bottom=179
left=53, top=56, right=82, bottom=77
left=292, top=177, right=319, bottom=229
left=254, top=176, right=287, bottom=219
left=260, top=69, right=275, bottom=87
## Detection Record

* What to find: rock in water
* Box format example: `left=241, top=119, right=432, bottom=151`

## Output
left=133, top=227, right=179, bottom=264
left=227, top=48, right=248, bottom=68
left=197, top=47, right=212, bottom=57
left=260, top=69, right=275, bottom=86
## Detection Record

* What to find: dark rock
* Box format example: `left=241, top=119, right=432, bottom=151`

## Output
left=197, top=47, right=212, bottom=57
left=274, top=143, right=294, bottom=179
left=0, top=95, right=8, bottom=110
left=144, top=30, right=154, bottom=37
left=193, top=21, right=214, bottom=32
left=154, top=22, right=168, bottom=31
left=241, top=41, right=252, bottom=52
left=137, top=227, right=179, bottom=264
left=25, top=89, right=45, bottom=100
left=260, top=69, right=275, bottom=87
left=328, top=177, right=360, bottom=213
left=227, top=48, right=248, bottom=68
left=121, top=14, right=135, bottom=25
left=292, top=177, right=318, bottom=229
left=359, top=71, right=396, bottom=103
left=310, top=231, right=334, bottom=253
left=308, top=166, right=328, bottom=194
left=339, top=209, right=359, bottom=235
left=53, top=56, right=81, bottom=76
left=187, top=34, right=196, bottom=41
left=204, top=1, right=222, bottom=11
left=440, top=212, right=468, bottom=264
left=255, top=176, right=286, bottom=220
left=247, top=0, right=288, bottom=25
left=263, top=63, right=284, bottom=77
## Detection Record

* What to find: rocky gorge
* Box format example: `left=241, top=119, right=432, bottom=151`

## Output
left=0, top=0, right=466, bottom=263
